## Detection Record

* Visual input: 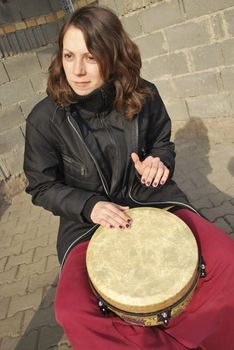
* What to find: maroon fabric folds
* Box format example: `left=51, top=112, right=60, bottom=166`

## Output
left=55, top=210, right=234, bottom=350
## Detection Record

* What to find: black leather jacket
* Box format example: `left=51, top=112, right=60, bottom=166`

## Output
left=24, top=81, right=191, bottom=266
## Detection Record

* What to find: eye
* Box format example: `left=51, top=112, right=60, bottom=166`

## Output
left=86, top=54, right=96, bottom=62
left=63, top=52, right=73, bottom=60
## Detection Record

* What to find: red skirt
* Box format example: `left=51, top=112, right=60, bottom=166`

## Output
left=55, top=210, right=234, bottom=350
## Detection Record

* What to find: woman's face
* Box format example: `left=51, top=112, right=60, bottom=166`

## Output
left=62, top=25, right=104, bottom=96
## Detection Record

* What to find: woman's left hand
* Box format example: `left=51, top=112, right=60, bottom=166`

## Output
left=131, top=152, right=169, bottom=187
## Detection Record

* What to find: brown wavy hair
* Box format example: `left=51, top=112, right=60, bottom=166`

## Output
left=47, top=4, right=153, bottom=119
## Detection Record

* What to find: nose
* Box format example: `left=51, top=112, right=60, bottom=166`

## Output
left=73, top=58, right=86, bottom=76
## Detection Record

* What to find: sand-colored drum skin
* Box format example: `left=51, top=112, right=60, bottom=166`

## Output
left=86, top=207, right=200, bottom=326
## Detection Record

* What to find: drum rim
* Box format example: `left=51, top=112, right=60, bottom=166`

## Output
left=89, top=258, right=201, bottom=317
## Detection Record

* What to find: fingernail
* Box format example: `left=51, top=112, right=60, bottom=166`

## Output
left=126, top=224, right=130, bottom=228
left=127, top=219, right=132, bottom=223
left=153, top=182, right=158, bottom=187
left=141, top=178, right=145, bottom=184
left=109, top=224, right=114, bottom=229
left=161, top=180, right=165, bottom=185
left=119, top=225, right=124, bottom=229
left=146, top=181, right=150, bottom=186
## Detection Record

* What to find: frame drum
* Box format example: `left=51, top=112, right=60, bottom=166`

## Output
left=86, top=207, right=202, bottom=326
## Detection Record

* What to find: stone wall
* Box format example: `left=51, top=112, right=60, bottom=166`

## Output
left=101, top=0, right=234, bottom=138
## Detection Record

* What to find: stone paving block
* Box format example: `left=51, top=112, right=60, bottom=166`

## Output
left=201, top=201, right=234, bottom=222
left=0, top=242, right=22, bottom=260
left=22, top=234, right=49, bottom=253
left=0, top=336, right=20, bottom=350
left=8, top=289, right=43, bottom=317
left=28, top=270, right=58, bottom=293
left=26, top=304, right=58, bottom=330
left=41, top=285, right=57, bottom=309
left=34, top=244, right=57, bottom=262
left=225, top=214, right=234, bottom=230
left=0, top=297, right=10, bottom=320
left=0, top=257, right=7, bottom=273
left=0, top=62, right=9, bottom=85
left=0, top=234, right=12, bottom=249
left=38, top=325, right=65, bottom=350
left=16, top=257, right=47, bottom=280
left=0, top=105, right=24, bottom=133
left=214, top=217, right=233, bottom=234
left=36, top=45, right=57, bottom=72
left=0, top=266, right=18, bottom=284
left=6, top=248, right=34, bottom=270
left=20, top=92, right=46, bottom=117
left=0, top=78, right=34, bottom=107
left=0, top=312, right=23, bottom=337
left=14, top=329, right=39, bottom=350
left=46, top=255, right=60, bottom=272
left=0, top=128, right=25, bottom=155
left=0, top=278, right=28, bottom=299
left=190, top=198, right=214, bottom=210
left=30, top=71, right=48, bottom=93
left=4, top=53, right=41, bottom=81
left=164, top=19, right=211, bottom=51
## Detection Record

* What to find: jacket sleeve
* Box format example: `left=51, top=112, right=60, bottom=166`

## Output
left=145, top=84, right=175, bottom=176
left=23, top=118, right=108, bottom=223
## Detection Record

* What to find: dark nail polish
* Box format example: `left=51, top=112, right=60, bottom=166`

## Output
left=126, top=224, right=130, bottom=228
left=109, top=224, right=114, bottom=229
left=127, top=219, right=132, bottom=223
left=119, top=225, right=124, bottom=229
left=146, top=181, right=150, bottom=186
left=161, top=180, right=165, bottom=184
left=153, top=182, right=158, bottom=187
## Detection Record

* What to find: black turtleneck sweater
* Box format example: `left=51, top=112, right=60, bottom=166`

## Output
left=71, top=82, right=128, bottom=222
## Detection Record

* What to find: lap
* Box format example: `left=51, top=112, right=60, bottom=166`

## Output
left=55, top=210, right=234, bottom=350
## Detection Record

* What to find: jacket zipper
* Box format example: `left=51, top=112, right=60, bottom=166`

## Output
left=67, top=114, right=110, bottom=196
left=60, top=112, right=111, bottom=271
left=97, top=113, right=121, bottom=182
left=60, top=224, right=98, bottom=274
left=128, top=184, right=200, bottom=215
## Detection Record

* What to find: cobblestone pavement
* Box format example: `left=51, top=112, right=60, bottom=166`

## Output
left=0, top=127, right=233, bottom=349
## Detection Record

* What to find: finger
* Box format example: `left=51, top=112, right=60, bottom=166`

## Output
left=131, top=153, right=143, bottom=175
left=152, top=162, right=166, bottom=187
left=143, top=158, right=160, bottom=186
left=105, top=213, right=132, bottom=229
left=108, top=208, right=132, bottom=225
left=160, top=167, right=169, bottom=185
left=141, top=165, right=153, bottom=185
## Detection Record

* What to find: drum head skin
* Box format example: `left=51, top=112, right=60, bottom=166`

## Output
left=86, top=207, right=199, bottom=314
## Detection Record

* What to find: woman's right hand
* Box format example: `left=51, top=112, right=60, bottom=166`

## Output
left=90, top=201, right=132, bottom=229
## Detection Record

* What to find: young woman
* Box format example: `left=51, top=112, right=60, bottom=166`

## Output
left=24, top=4, right=234, bottom=350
